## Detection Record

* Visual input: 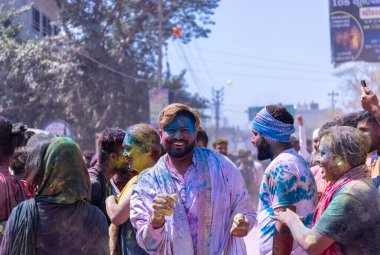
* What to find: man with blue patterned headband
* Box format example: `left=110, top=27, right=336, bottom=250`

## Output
left=251, top=105, right=318, bottom=255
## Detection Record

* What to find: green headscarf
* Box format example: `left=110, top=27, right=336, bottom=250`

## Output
left=36, top=137, right=91, bottom=204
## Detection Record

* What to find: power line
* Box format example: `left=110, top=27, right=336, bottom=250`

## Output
left=167, top=45, right=336, bottom=87
left=197, top=47, right=331, bottom=69
left=173, top=43, right=200, bottom=90
left=167, top=42, right=184, bottom=73
left=176, top=42, right=210, bottom=96
left=187, top=57, right=332, bottom=74
left=186, top=42, right=214, bottom=91
left=193, top=69, right=335, bottom=83
left=74, top=49, right=150, bottom=82
left=174, top=42, right=210, bottom=97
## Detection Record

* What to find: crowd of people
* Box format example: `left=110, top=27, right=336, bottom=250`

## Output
left=0, top=85, right=379, bottom=255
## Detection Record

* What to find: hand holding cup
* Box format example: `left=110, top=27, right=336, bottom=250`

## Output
left=230, top=213, right=249, bottom=237
left=151, top=193, right=177, bottom=228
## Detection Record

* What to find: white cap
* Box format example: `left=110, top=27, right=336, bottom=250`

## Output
left=312, top=128, right=320, bottom=140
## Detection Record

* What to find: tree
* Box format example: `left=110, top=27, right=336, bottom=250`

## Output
left=0, top=0, right=219, bottom=148
left=0, top=4, right=82, bottom=130
left=333, top=62, right=380, bottom=111
left=164, top=70, right=209, bottom=118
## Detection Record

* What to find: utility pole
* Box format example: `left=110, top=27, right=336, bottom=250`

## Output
left=212, top=87, right=224, bottom=138
left=328, top=90, right=339, bottom=114
left=157, top=0, right=163, bottom=89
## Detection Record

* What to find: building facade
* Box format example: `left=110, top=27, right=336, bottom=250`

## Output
left=0, top=0, right=59, bottom=39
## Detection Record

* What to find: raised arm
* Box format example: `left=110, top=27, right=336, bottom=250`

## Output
left=361, top=86, right=380, bottom=124
left=297, top=115, right=310, bottom=161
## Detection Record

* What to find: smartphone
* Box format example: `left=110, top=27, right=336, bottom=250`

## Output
left=361, top=80, right=367, bottom=87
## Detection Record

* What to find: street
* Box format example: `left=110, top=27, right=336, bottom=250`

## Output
left=244, top=226, right=260, bottom=255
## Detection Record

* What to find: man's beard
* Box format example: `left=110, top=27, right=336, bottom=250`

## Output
left=257, top=139, right=272, bottom=161
left=166, top=139, right=196, bottom=158
left=114, top=157, right=127, bottom=173
left=114, top=164, right=127, bottom=173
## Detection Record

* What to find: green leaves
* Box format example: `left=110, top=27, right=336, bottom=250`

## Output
left=0, top=0, right=217, bottom=148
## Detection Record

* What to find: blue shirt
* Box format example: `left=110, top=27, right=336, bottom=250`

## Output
left=258, top=149, right=318, bottom=255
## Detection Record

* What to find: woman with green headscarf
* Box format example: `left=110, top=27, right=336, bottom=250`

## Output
left=0, top=136, right=109, bottom=255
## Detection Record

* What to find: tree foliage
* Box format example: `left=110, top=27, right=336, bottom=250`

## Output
left=333, top=62, right=380, bottom=111
left=164, top=70, right=209, bottom=119
left=0, top=4, right=80, bottom=130
left=0, top=0, right=219, bottom=148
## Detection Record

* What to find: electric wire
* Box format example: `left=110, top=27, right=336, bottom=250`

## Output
left=74, top=49, right=151, bottom=82
left=197, top=47, right=332, bottom=69
left=174, top=41, right=209, bottom=97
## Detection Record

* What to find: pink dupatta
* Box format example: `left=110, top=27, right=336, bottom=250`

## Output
left=312, top=164, right=369, bottom=255
left=0, top=168, right=25, bottom=221
left=150, top=149, right=212, bottom=255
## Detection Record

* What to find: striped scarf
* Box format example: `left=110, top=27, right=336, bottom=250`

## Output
left=252, top=107, right=295, bottom=142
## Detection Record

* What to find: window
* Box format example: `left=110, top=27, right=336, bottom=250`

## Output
left=32, top=7, right=40, bottom=32
left=54, top=25, right=60, bottom=36
left=42, top=14, right=51, bottom=36
left=31, top=6, right=58, bottom=37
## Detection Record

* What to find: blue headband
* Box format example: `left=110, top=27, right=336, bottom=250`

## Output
left=252, top=107, right=295, bottom=142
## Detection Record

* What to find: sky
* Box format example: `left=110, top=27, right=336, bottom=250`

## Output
left=166, top=0, right=341, bottom=128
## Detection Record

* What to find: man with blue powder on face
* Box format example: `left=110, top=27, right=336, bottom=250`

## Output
left=251, top=105, right=317, bottom=255
left=130, top=103, right=256, bottom=255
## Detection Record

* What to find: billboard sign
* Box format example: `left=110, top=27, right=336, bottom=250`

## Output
left=329, top=1, right=380, bottom=65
